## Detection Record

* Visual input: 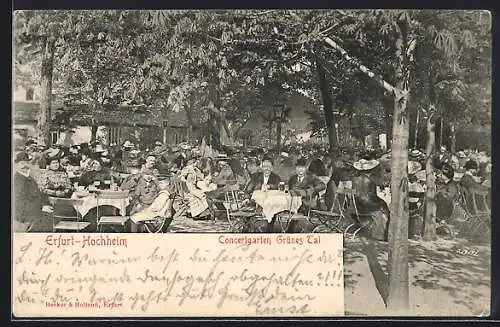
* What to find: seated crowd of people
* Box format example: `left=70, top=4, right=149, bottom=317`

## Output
left=13, top=138, right=491, bottom=237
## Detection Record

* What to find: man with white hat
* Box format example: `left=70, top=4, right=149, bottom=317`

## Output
left=122, top=140, right=134, bottom=150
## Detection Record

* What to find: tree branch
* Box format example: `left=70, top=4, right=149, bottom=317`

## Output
left=315, top=17, right=357, bottom=39
left=324, top=37, right=397, bottom=95
left=253, top=10, right=280, bottom=17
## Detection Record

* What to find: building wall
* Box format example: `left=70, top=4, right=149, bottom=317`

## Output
left=57, top=126, right=107, bottom=146
left=13, top=84, right=40, bottom=102
left=12, top=123, right=105, bottom=147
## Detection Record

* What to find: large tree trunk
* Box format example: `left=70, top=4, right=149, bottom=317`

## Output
left=438, top=117, right=444, bottom=150
left=414, top=108, right=420, bottom=149
left=316, top=59, right=337, bottom=151
left=162, top=127, right=167, bottom=145
left=386, top=32, right=415, bottom=311
left=186, top=108, right=193, bottom=142
left=386, top=89, right=411, bottom=310
left=422, top=109, right=437, bottom=241
left=268, top=109, right=274, bottom=147
left=450, top=123, right=456, bottom=153
left=276, top=119, right=282, bottom=153
left=323, top=34, right=414, bottom=309
left=37, top=39, right=55, bottom=146
left=90, top=125, right=98, bottom=145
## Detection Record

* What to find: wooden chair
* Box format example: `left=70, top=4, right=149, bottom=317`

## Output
left=96, top=190, right=130, bottom=232
left=275, top=193, right=316, bottom=233
left=170, top=177, right=190, bottom=219
left=48, top=197, right=91, bottom=232
left=142, top=216, right=174, bottom=233
left=459, top=186, right=491, bottom=238
left=223, top=189, right=262, bottom=232
left=310, top=187, right=352, bottom=233
left=339, top=189, right=372, bottom=240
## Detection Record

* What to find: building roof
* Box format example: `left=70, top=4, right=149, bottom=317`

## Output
left=70, top=105, right=165, bottom=127
left=13, top=102, right=202, bottom=128
left=12, top=101, right=62, bottom=123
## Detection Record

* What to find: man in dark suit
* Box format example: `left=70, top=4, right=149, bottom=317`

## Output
left=288, top=158, right=326, bottom=211
left=14, top=152, right=44, bottom=232
left=245, top=156, right=281, bottom=192
left=459, top=160, right=489, bottom=214
left=460, top=160, right=485, bottom=191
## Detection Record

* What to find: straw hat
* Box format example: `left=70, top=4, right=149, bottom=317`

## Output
left=408, top=161, right=422, bottom=175
left=122, top=140, right=134, bottom=148
left=353, top=159, right=380, bottom=171
left=410, top=149, right=422, bottom=158
left=94, top=144, right=106, bottom=153
left=280, top=152, right=289, bottom=158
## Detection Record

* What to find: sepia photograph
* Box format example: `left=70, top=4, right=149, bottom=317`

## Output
left=12, top=9, right=491, bottom=317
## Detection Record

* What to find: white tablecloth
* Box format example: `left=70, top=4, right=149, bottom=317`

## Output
left=251, top=190, right=302, bottom=222
left=71, top=193, right=129, bottom=217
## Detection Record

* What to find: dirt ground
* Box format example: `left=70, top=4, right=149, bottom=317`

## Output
left=343, top=236, right=490, bottom=316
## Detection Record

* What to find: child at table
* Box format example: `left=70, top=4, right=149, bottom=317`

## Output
left=130, top=177, right=173, bottom=232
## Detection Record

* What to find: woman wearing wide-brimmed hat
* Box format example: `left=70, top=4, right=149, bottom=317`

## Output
left=348, top=158, right=390, bottom=241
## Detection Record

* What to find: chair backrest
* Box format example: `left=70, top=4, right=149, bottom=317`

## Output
left=171, top=177, right=187, bottom=197
left=48, top=197, right=83, bottom=219
left=224, top=190, right=242, bottom=212
left=469, top=187, right=490, bottom=213
left=458, top=185, right=489, bottom=214
left=96, top=190, right=129, bottom=199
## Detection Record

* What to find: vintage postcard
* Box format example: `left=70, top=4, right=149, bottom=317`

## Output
left=12, top=9, right=491, bottom=318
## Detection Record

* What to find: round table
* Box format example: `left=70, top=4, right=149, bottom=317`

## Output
left=251, top=190, right=302, bottom=223
left=71, top=192, right=129, bottom=217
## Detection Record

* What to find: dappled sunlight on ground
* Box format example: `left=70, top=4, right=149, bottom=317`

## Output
left=344, top=236, right=490, bottom=316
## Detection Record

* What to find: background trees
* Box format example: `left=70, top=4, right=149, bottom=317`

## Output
left=13, top=9, right=491, bottom=311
